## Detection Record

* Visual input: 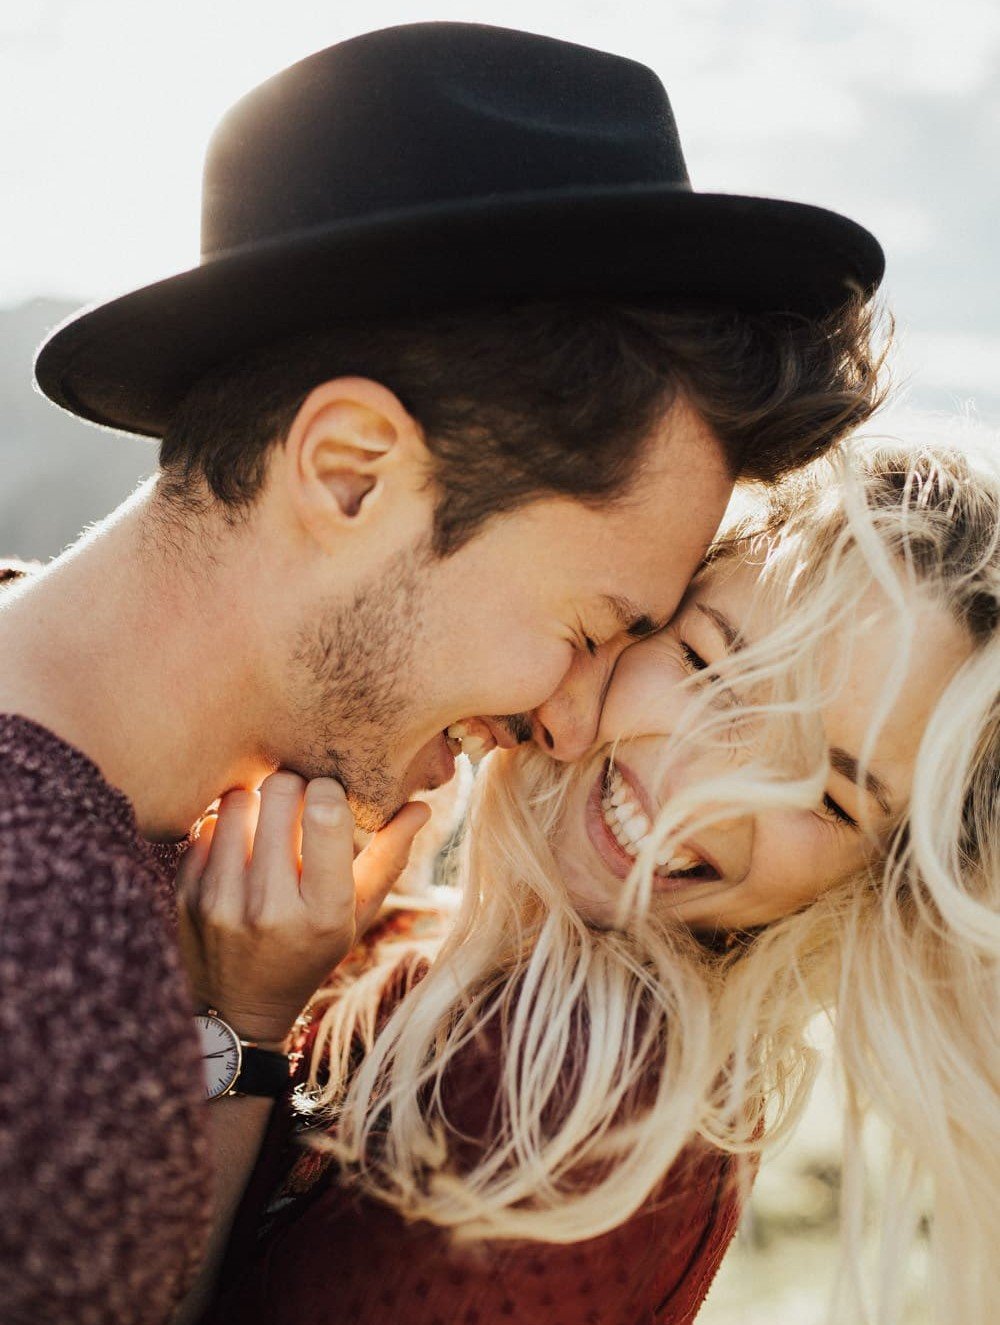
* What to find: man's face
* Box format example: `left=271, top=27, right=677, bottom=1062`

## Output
left=283, top=398, right=732, bottom=830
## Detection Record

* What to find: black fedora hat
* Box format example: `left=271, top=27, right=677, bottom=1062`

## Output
left=35, top=21, right=884, bottom=439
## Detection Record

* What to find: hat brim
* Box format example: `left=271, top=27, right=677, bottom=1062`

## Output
left=35, top=186, right=884, bottom=438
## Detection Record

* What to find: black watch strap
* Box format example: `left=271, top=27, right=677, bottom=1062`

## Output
left=235, top=1046, right=292, bottom=1098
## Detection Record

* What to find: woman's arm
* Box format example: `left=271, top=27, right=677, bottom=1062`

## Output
left=170, top=771, right=429, bottom=1325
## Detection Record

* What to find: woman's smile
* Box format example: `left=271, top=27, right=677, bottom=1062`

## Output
left=584, top=758, right=722, bottom=890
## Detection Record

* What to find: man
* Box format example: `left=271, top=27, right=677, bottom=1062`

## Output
left=0, top=22, right=884, bottom=1325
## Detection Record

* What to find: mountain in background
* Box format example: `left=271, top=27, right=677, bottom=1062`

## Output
left=0, top=299, right=158, bottom=562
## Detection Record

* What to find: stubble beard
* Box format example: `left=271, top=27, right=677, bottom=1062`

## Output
left=289, top=547, right=431, bottom=832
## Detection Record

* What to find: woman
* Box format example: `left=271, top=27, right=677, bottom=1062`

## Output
left=197, top=432, right=999, bottom=1325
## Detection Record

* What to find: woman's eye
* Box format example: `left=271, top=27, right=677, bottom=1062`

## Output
left=583, top=635, right=598, bottom=657
left=821, top=794, right=858, bottom=829
left=680, top=642, right=708, bottom=672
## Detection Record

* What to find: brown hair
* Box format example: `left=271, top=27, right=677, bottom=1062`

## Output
left=158, top=296, right=888, bottom=555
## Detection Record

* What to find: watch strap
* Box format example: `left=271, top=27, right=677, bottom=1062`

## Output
left=233, top=1045, right=292, bottom=1098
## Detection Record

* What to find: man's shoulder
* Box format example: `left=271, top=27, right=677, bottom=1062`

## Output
left=0, top=754, right=135, bottom=869
left=0, top=721, right=176, bottom=929
left=0, top=709, right=138, bottom=835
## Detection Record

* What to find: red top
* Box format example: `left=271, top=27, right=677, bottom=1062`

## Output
left=206, top=959, right=745, bottom=1325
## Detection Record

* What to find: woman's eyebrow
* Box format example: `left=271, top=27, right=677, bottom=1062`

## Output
left=694, top=602, right=745, bottom=651
left=829, top=747, right=893, bottom=816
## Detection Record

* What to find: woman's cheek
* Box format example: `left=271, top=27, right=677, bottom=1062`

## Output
left=598, top=647, right=689, bottom=743
left=752, top=813, right=858, bottom=918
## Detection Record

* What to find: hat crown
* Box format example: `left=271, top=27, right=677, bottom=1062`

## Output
left=35, top=21, right=884, bottom=439
left=201, top=22, right=690, bottom=257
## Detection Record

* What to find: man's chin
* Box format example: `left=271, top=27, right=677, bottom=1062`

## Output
left=340, top=733, right=457, bottom=833
left=346, top=791, right=403, bottom=835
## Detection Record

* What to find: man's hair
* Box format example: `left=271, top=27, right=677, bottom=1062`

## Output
left=158, top=297, right=888, bottom=555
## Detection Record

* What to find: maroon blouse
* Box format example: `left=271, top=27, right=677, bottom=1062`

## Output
left=206, top=960, right=745, bottom=1325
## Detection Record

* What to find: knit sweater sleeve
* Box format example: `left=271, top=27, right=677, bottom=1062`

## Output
left=0, top=716, right=212, bottom=1325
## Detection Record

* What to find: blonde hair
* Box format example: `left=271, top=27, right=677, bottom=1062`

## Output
left=303, top=428, right=1000, bottom=1324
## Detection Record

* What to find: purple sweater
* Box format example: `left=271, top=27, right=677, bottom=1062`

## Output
left=0, top=714, right=211, bottom=1324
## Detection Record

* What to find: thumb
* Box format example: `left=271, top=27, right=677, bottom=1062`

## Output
left=354, top=800, right=432, bottom=931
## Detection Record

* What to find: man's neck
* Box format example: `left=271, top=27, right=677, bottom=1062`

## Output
left=0, top=481, right=273, bottom=839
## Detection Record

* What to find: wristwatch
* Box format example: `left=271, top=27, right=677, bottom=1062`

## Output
left=194, top=1008, right=292, bottom=1101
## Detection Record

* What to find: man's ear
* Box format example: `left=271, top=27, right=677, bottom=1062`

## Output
left=285, top=377, right=426, bottom=547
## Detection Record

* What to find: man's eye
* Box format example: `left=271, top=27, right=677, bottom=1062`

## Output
left=821, top=794, right=858, bottom=829
left=680, top=642, right=708, bottom=672
left=583, top=635, right=598, bottom=657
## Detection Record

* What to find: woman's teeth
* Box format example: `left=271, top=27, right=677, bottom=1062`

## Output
left=446, top=722, right=491, bottom=766
left=601, top=775, right=649, bottom=849
left=601, top=767, right=651, bottom=853
left=600, top=767, right=710, bottom=877
left=660, top=848, right=702, bottom=873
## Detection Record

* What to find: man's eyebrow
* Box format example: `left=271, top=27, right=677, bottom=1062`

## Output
left=600, top=594, right=660, bottom=639
left=829, top=747, right=893, bottom=817
left=694, top=602, right=745, bottom=651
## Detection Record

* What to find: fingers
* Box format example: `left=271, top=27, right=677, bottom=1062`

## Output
left=298, top=778, right=357, bottom=928
left=176, top=813, right=217, bottom=1004
left=247, top=771, right=307, bottom=916
left=175, top=812, right=218, bottom=896
left=194, top=811, right=219, bottom=852
left=183, top=771, right=429, bottom=992
left=354, top=800, right=432, bottom=932
left=200, top=788, right=260, bottom=920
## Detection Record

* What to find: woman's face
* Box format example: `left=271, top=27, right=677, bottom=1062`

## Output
left=554, top=556, right=973, bottom=932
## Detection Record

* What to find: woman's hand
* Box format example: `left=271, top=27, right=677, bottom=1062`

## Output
left=176, top=771, right=431, bottom=1045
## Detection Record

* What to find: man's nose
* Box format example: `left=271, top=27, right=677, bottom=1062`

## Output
left=529, top=644, right=625, bottom=762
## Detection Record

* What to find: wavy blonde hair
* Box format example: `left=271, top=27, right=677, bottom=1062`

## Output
left=303, top=428, right=1000, bottom=1325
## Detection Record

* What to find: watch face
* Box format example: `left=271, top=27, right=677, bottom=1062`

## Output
left=195, top=1013, right=242, bottom=1100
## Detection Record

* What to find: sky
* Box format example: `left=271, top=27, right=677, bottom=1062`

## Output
left=3, top=0, right=999, bottom=422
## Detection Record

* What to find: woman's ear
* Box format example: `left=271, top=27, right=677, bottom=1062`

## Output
left=285, top=377, right=426, bottom=546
